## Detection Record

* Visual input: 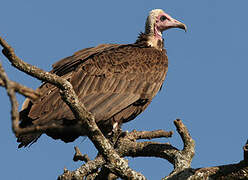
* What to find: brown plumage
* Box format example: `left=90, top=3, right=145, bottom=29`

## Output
left=17, top=9, right=186, bottom=148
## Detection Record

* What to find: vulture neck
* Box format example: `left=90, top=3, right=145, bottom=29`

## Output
left=143, top=16, right=165, bottom=50
left=135, top=33, right=164, bottom=51
left=146, top=34, right=164, bottom=50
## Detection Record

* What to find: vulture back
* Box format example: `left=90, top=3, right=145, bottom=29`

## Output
left=18, top=42, right=168, bottom=147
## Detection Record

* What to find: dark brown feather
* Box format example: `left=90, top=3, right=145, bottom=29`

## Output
left=18, top=35, right=168, bottom=147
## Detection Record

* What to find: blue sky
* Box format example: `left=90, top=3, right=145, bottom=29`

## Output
left=1, top=1, right=248, bottom=179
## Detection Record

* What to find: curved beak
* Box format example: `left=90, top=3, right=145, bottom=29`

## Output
left=176, top=21, right=187, bottom=32
left=166, top=18, right=187, bottom=32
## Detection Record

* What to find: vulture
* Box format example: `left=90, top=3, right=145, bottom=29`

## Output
left=17, top=9, right=186, bottom=148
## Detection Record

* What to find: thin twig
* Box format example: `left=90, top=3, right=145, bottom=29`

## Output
left=129, top=129, right=173, bottom=140
left=165, top=119, right=195, bottom=178
left=73, top=146, right=90, bottom=162
left=0, top=78, right=40, bottom=100
left=174, top=119, right=195, bottom=156
left=0, top=62, right=20, bottom=135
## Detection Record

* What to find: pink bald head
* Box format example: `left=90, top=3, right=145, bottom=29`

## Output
left=156, top=11, right=187, bottom=32
left=145, top=9, right=187, bottom=40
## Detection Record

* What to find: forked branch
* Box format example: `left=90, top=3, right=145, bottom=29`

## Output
left=58, top=119, right=194, bottom=180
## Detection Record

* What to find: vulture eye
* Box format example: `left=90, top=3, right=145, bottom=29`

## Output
left=160, top=16, right=167, bottom=22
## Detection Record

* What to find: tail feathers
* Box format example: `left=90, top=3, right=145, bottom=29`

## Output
left=18, top=100, right=42, bottom=148
left=17, top=133, right=42, bottom=148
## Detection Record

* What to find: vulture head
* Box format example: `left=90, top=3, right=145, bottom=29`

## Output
left=144, top=9, right=187, bottom=49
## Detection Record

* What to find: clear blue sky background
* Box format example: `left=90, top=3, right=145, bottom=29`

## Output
left=1, top=1, right=247, bottom=179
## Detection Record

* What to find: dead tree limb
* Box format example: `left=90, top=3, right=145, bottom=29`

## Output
left=0, top=62, right=20, bottom=134
left=58, top=119, right=191, bottom=180
left=0, top=78, right=40, bottom=100
left=58, top=119, right=248, bottom=180
left=0, top=36, right=145, bottom=180
left=73, top=146, right=90, bottom=162
left=127, top=129, right=173, bottom=140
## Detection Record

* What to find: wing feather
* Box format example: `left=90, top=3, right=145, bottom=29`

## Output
left=104, top=94, right=139, bottom=118
left=19, top=43, right=168, bottom=146
left=83, top=93, right=106, bottom=108
left=87, top=93, right=119, bottom=111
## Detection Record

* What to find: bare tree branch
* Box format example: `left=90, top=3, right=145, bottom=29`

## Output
left=0, top=78, right=40, bottom=100
left=59, top=156, right=105, bottom=180
left=128, top=129, right=173, bottom=140
left=73, top=146, right=90, bottom=162
left=0, top=64, right=69, bottom=135
left=171, top=119, right=195, bottom=172
left=164, top=129, right=248, bottom=180
left=58, top=120, right=192, bottom=179
left=0, top=62, right=19, bottom=135
left=60, top=120, right=247, bottom=180
left=0, top=36, right=145, bottom=180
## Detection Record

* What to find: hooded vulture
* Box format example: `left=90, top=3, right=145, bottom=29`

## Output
left=18, top=9, right=186, bottom=148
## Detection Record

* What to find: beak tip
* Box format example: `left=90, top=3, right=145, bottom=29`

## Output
left=182, top=24, right=187, bottom=32
left=177, top=22, right=187, bottom=33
